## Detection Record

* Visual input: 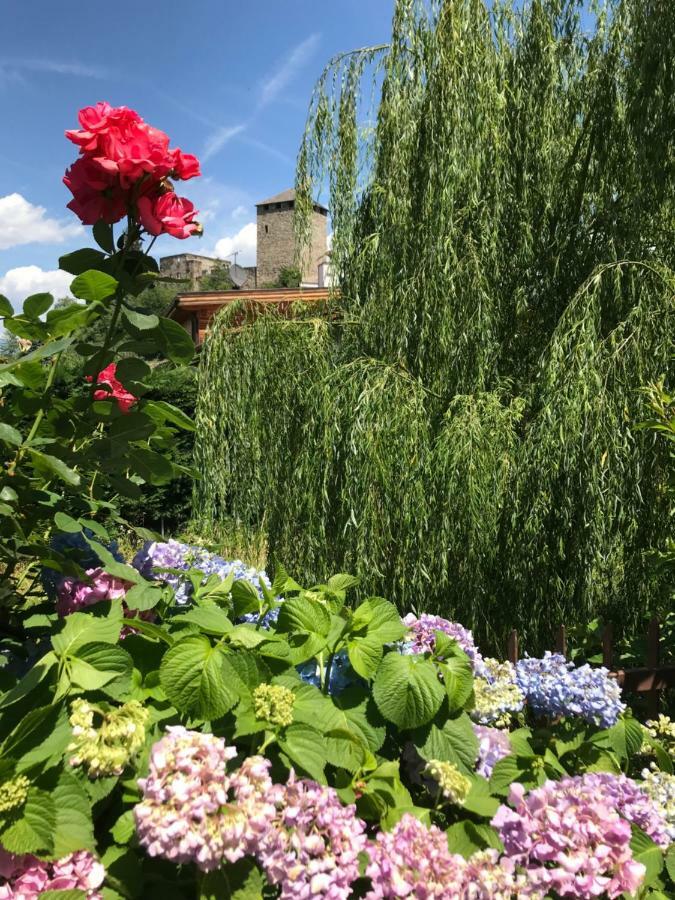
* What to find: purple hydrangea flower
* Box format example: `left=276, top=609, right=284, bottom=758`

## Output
left=492, top=776, right=648, bottom=898
left=473, top=724, right=511, bottom=778
left=515, top=652, right=625, bottom=727
left=401, top=613, right=487, bottom=676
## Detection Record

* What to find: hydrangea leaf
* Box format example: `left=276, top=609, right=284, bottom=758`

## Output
left=52, top=769, right=96, bottom=856
left=200, top=859, right=264, bottom=900
left=69, top=643, right=133, bottom=691
left=278, top=723, right=326, bottom=782
left=159, top=635, right=241, bottom=720
left=373, top=653, right=445, bottom=730
left=0, top=786, right=55, bottom=854
left=630, top=825, right=664, bottom=886
left=411, top=710, right=478, bottom=773
left=446, top=821, right=503, bottom=859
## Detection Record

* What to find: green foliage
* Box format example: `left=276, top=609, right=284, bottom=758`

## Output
left=198, top=262, right=233, bottom=292
left=275, top=266, right=302, bottom=288
left=196, top=0, right=675, bottom=652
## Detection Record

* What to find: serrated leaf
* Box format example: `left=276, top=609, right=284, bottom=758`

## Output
left=69, top=642, right=133, bottom=690
left=412, top=710, right=478, bottom=773
left=29, top=450, right=80, bottom=486
left=373, top=653, right=444, bottom=729
left=159, top=635, right=240, bottom=720
left=200, top=859, right=264, bottom=900
left=278, top=723, right=326, bottom=782
left=52, top=769, right=95, bottom=856
left=607, top=715, right=643, bottom=760
left=439, top=651, right=474, bottom=712
left=173, top=603, right=234, bottom=635
left=0, top=786, right=55, bottom=854
left=489, top=755, right=527, bottom=795
left=446, top=821, right=503, bottom=858
left=630, top=825, right=664, bottom=885
left=124, top=581, right=164, bottom=612
left=52, top=601, right=123, bottom=656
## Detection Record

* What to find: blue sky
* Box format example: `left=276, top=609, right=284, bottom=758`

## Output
left=0, top=0, right=393, bottom=304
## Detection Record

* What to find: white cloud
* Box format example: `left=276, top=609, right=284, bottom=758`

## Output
left=203, top=124, right=247, bottom=163
left=259, top=34, right=320, bottom=108
left=231, top=205, right=248, bottom=219
left=213, top=222, right=257, bottom=267
left=0, top=266, right=73, bottom=307
left=0, top=194, right=82, bottom=250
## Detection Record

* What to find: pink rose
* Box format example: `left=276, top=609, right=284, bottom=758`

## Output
left=87, top=362, right=137, bottom=414
left=138, top=191, right=202, bottom=239
left=63, top=156, right=126, bottom=225
left=66, top=102, right=142, bottom=154
left=171, top=148, right=201, bottom=180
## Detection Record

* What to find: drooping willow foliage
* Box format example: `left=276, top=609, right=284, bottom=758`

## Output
left=194, top=0, right=675, bottom=651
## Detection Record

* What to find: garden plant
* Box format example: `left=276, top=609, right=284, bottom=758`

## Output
left=0, top=15, right=674, bottom=900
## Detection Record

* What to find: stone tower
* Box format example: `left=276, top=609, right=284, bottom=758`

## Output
left=256, top=188, right=327, bottom=286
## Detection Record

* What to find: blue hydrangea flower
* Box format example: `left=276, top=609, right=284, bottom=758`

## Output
left=515, top=652, right=625, bottom=728
left=297, top=649, right=358, bottom=696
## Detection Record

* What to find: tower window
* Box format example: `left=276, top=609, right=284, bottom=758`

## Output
left=265, top=225, right=269, bottom=233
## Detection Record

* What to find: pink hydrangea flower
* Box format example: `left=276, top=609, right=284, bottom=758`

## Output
left=56, top=566, right=154, bottom=636
left=135, top=727, right=275, bottom=872
left=365, top=813, right=467, bottom=898
left=255, top=772, right=367, bottom=899
left=492, top=777, right=647, bottom=898
left=0, top=848, right=104, bottom=899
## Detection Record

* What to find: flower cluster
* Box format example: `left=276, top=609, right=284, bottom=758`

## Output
left=579, top=772, right=670, bottom=847
left=253, top=683, right=295, bottom=728
left=492, top=777, right=646, bottom=898
left=135, top=727, right=275, bottom=871
left=0, top=775, right=29, bottom=815
left=645, top=715, right=675, bottom=759
left=256, top=773, right=368, bottom=899
left=297, top=649, right=358, bottom=696
left=424, top=760, right=471, bottom=805
left=401, top=613, right=487, bottom=676
left=640, top=766, right=675, bottom=844
left=462, top=849, right=542, bottom=899
left=64, top=101, right=201, bottom=237
left=471, top=658, right=525, bottom=727
left=86, top=362, right=137, bottom=414
left=68, top=699, right=149, bottom=778
left=132, top=539, right=274, bottom=611
left=41, top=530, right=124, bottom=600
left=365, top=813, right=467, bottom=898
left=515, top=652, right=625, bottom=727
left=473, top=724, right=512, bottom=778
left=56, top=566, right=154, bottom=635
left=0, top=848, right=104, bottom=899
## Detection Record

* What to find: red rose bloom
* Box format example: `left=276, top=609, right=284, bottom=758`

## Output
left=137, top=192, right=202, bottom=239
left=64, top=102, right=201, bottom=234
left=87, top=363, right=137, bottom=414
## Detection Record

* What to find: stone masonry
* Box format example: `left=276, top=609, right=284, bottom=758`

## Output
left=159, top=253, right=227, bottom=288
left=256, top=188, right=327, bottom=286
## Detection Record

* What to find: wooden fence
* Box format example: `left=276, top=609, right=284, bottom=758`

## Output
left=505, top=617, right=675, bottom=716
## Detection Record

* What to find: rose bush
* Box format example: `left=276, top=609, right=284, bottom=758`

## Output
left=0, top=104, right=673, bottom=899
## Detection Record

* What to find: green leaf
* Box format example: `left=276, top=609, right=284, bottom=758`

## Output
left=124, top=581, right=164, bottom=612
left=110, top=809, right=135, bottom=844
left=412, top=710, right=478, bottom=773
left=143, top=399, right=195, bottom=431
left=59, top=248, right=107, bottom=276
left=630, top=825, right=664, bottom=886
left=93, top=221, right=115, bottom=253
left=277, top=723, right=326, bottom=781
left=122, top=307, right=159, bottom=331
left=115, top=356, right=151, bottom=390
left=126, top=447, right=175, bottom=485
left=439, top=650, right=474, bottom=712
left=0, top=294, right=13, bottom=316
left=0, top=336, right=73, bottom=371
left=0, top=423, right=22, bottom=445
left=0, top=703, right=65, bottom=762
left=373, top=653, right=444, bottom=729
left=23, top=292, right=54, bottom=318
left=324, top=727, right=371, bottom=773
left=29, top=450, right=80, bottom=486
left=277, top=596, right=331, bottom=636
left=81, top=536, right=142, bottom=583
left=606, top=714, right=643, bottom=760
left=446, top=821, right=503, bottom=858
left=0, top=786, right=55, bottom=854
left=159, top=635, right=241, bottom=720
left=489, top=755, right=527, bottom=795
left=347, top=636, right=383, bottom=679
left=46, top=302, right=97, bottom=338
left=156, top=316, right=194, bottom=364
left=55, top=511, right=82, bottom=533
left=52, top=601, right=123, bottom=656
left=52, top=769, right=95, bottom=856
left=71, top=269, right=118, bottom=303
left=666, top=843, right=675, bottom=882
left=69, top=642, right=133, bottom=691
left=172, top=603, right=234, bottom=635
left=200, top=859, right=264, bottom=900
left=462, top=775, right=501, bottom=817
left=350, top=597, right=406, bottom=643
left=39, top=891, right=86, bottom=900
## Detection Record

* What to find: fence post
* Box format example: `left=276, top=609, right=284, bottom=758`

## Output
left=507, top=630, right=519, bottom=665
left=646, top=617, right=660, bottom=719
left=602, top=624, right=613, bottom=670
left=555, top=625, right=567, bottom=657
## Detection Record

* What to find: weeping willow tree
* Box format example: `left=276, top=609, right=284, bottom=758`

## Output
left=194, top=0, right=674, bottom=651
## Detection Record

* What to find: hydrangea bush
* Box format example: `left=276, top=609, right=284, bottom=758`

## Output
left=0, top=104, right=673, bottom=899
